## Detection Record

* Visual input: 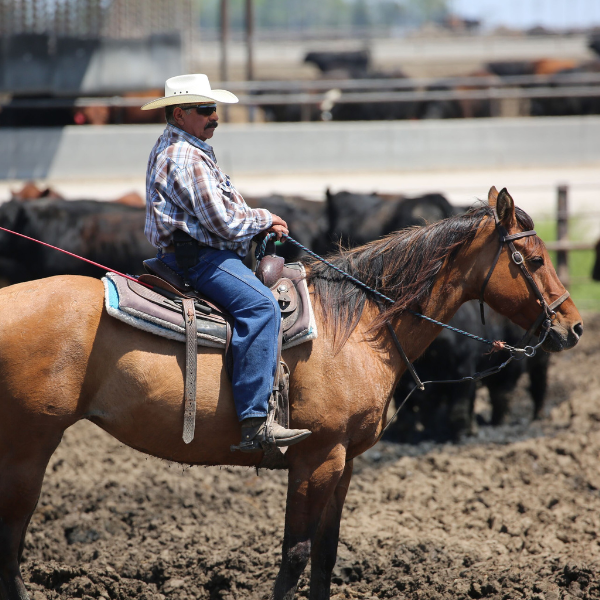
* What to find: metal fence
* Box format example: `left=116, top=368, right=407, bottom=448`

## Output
left=0, top=0, right=192, bottom=39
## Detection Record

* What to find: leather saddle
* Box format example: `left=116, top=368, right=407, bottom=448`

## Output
left=138, top=253, right=315, bottom=351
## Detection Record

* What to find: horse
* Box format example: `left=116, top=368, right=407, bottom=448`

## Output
left=0, top=188, right=583, bottom=600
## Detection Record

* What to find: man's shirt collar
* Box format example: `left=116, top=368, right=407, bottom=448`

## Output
left=166, top=123, right=215, bottom=156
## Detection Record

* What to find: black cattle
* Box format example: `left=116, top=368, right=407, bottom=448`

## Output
left=0, top=195, right=325, bottom=286
left=386, top=301, right=551, bottom=444
left=246, top=195, right=327, bottom=263
left=593, top=238, right=600, bottom=281
left=257, top=71, right=418, bottom=123
left=318, top=189, right=459, bottom=255
left=589, top=34, right=600, bottom=58
left=486, top=61, right=537, bottom=77
left=0, top=198, right=155, bottom=285
left=530, top=62, right=600, bottom=118
left=304, top=50, right=371, bottom=78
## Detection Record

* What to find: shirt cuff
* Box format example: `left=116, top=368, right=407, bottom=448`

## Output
left=253, top=208, right=273, bottom=231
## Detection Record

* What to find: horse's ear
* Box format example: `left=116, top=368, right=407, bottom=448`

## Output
left=487, top=186, right=499, bottom=206
left=496, top=188, right=517, bottom=229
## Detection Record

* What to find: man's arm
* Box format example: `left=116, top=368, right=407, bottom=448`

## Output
left=173, top=161, right=272, bottom=242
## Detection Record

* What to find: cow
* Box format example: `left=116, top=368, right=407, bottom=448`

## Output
left=593, top=238, right=600, bottom=282
left=304, top=50, right=371, bottom=78
left=0, top=195, right=325, bottom=285
left=10, top=181, right=63, bottom=201
left=247, top=194, right=327, bottom=262
left=589, top=33, right=600, bottom=58
left=0, top=198, right=154, bottom=285
left=318, top=189, right=459, bottom=255
left=386, top=301, right=551, bottom=443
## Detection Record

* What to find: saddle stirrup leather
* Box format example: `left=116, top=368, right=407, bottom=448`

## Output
left=182, top=297, right=198, bottom=444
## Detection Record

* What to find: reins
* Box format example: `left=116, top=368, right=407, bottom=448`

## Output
left=256, top=231, right=549, bottom=357
left=0, top=226, right=150, bottom=288
left=258, top=213, right=569, bottom=440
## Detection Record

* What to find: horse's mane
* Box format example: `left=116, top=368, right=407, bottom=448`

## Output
left=304, top=203, right=539, bottom=351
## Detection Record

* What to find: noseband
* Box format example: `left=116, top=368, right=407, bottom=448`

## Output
left=479, top=208, right=570, bottom=348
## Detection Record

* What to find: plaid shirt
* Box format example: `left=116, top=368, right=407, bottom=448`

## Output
left=145, top=124, right=272, bottom=257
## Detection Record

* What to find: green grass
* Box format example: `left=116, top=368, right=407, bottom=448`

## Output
left=534, top=218, right=600, bottom=312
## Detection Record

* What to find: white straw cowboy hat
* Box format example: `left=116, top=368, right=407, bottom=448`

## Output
left=140, top=74, right=238, bottom=110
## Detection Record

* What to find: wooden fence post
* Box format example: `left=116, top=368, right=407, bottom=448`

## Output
left=556, top=184, right=569, bottom=285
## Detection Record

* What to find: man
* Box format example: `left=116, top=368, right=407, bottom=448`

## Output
left=141, top=74, right=311, bottom=451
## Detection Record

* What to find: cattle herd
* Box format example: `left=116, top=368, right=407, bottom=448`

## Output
left=260, top=37, right=600, bottom=123
left=4, top=35, right=600, bottom=127
left=2, top=184, right=598, bottom=442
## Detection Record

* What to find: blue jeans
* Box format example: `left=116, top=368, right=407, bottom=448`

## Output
left=159, top=248, right=281, bottom=421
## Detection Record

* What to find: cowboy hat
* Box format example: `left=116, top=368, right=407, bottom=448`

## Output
left=140, top=74, right=238, bottom=110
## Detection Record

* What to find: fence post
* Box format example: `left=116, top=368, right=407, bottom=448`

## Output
left=556, top=184, right=569, bottom=285
left=245, top=0, right=255, bottom=123
left=220, top=0, right=229, bottom=123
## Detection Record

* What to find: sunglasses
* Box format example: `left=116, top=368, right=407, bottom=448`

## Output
left=190, top=105, right=217, bottom=116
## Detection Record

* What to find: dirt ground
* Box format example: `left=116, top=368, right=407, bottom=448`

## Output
left=21, top=312, right=600, bottom=600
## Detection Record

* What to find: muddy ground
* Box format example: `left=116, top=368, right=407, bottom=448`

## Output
left=22, top=312, right=600, bottom=600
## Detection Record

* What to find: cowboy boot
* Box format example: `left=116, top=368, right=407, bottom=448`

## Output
left=237, top=417, right=311, bottom=452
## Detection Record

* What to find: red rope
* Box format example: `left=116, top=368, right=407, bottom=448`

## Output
left=0, top=225, right=152, bottom=289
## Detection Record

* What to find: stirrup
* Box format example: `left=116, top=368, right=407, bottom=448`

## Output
left=231, top=410, right=277, bottom=453
left=231, top=438, right=263, bottom=453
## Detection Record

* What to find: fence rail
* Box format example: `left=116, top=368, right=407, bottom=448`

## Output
left=3, top=72, right=600, bottom=109
left=3, top=86, right=600, bottom=110
left=211, top=72, right=600, bottom=92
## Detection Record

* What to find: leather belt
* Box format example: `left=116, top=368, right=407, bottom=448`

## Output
left=161, top=241, right=209, bottom=254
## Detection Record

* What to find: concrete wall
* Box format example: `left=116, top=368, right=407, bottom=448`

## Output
left=1, top=116, right=600, bottom=180
left=0, top=34, right=182, bottom=95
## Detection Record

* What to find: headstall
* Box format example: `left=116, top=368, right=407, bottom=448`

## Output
left=479, top=207, right=570, bottom=350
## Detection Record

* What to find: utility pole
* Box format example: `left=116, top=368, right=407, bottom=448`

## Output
left=220, top=0, right=229, bottom=122
left=245, top=0, right=255, bottom=122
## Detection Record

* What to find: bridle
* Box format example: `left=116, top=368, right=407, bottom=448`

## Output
left=479, top=207, right=570, bottom=350
left=255, top=219, right=572, bottom=443
left=375, top=209, right=573, bottom=442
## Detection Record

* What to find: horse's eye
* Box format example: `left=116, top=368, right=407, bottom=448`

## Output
left=528, top=256, right=544, bottom=266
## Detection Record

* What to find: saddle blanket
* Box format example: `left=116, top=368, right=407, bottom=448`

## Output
left=102, top=269, right=318, bottom=351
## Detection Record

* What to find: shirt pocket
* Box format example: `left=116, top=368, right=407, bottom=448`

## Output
left=218, top=178, right=233, bottom=199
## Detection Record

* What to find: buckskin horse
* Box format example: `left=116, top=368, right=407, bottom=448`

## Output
left=0, top=188, right=583, bottom=600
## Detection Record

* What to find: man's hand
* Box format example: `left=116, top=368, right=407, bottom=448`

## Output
left=267, top=214, right=289, bottom=241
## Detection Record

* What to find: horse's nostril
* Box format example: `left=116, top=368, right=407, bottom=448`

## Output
left=573, top=322, right=584, bottom=338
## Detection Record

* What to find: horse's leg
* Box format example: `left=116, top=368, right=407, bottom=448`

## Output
left=309, top=459, right=353, bottom=600
left=0, top=430, right=63, bottom=600
left=272, top=447, right=347, bottom=600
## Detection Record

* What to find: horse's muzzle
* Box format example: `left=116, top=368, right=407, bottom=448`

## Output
left=542, top=320, right=583, bottom=352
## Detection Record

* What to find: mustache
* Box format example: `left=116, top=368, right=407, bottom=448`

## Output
left=205, top=122, right=218, bottom=130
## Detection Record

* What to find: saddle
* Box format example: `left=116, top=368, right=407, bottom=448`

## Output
left=140, top=254, right=316, bottom=349
left=102, top=248, right=317, bottom=464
